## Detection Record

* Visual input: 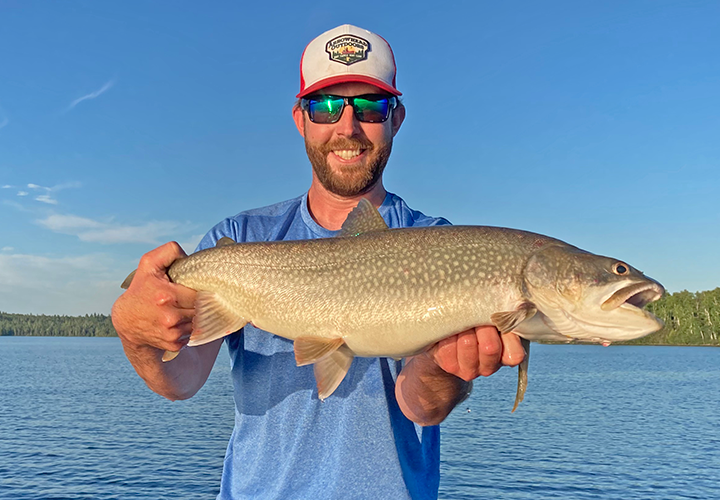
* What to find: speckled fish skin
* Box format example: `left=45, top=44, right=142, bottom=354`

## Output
left=172, top=226, right=557, bottom=356
left=170, top=225, right=663, bottom=352
left=126, top=199, right=664, bottom=408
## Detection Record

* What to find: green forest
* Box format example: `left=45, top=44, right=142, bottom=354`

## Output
left=0, top=311, right=116, bottom=337
left=623, top=287, right=720, bottom=346
left=1, top=288, right=719, bottom=345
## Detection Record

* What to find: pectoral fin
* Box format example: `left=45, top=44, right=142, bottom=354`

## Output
left=490, top=302, right=537, bottom=334
left=294, top=337, right=354, bottom=400
left=511, top=338, right=531, bottom=413
left=188, top=290, right=247, bottom=346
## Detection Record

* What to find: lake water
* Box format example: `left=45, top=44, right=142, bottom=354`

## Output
left=0, top=338, right=718, bottom=499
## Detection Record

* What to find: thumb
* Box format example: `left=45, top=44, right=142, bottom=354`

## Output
left=138, top=241, right=188, bottom=277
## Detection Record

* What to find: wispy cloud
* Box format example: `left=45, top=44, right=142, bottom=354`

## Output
left=24, top=181, right=81, bottom=204
left=36, top=213, right=188, bottom=245
left=0, top=252, right=123, bottom=314
left=35, top=194, right=58, bottom=205
left=66, top=79, right=115, bottom=112
left=38, top=214, right=103, bottom=231
left=17, top=191, right=28, bottom=196
left=2, top=185, right=12, bottom=189
left=1, top=247, right=13, bottom=252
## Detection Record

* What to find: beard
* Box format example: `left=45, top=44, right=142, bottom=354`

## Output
left=305, top=137, right=392, bottom=197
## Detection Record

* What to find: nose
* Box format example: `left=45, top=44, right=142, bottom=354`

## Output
left=334, top=102, right=361, bottom=137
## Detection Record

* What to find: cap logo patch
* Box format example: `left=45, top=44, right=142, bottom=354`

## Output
left=325, top=35, right=370, bottom=65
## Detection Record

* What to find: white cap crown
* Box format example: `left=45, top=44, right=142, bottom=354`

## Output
left=298, top=24, right=400, bottom=98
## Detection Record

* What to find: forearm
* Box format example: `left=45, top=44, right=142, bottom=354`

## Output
left=395, top=352, right=472, bottom=426
left=119, top=339, right=209, bottom=401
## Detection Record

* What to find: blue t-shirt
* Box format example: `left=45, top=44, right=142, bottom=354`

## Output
left=197, top=192, right=451, bottom=500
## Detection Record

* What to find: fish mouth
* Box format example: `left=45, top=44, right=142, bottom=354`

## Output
left=601, top=281, right=665, bottom=312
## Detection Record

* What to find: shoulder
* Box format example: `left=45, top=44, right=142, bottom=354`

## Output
left=196, top=196, right=304, bottom=251
left=381, top=192, right=451, bottom=229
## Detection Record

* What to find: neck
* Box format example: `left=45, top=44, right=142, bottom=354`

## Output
left=307, top=176, right=387, bottom=230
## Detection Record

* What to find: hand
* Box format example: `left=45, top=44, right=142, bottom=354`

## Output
left=426, top=326, right=526, bottom=381
left=111, top=242, right=197, bottom=354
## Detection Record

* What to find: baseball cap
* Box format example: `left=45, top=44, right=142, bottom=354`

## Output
left=297, top=24, right=401, bottom=98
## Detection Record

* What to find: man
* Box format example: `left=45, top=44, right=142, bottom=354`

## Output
left=112, top=24, right=525, bottom=499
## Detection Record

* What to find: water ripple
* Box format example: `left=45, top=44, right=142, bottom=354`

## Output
left=1, top=339, right=719, bottom=499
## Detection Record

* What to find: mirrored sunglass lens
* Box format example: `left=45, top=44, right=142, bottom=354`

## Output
left=309, top=98, right=344, bottom=122
left=353, top=98, right=390, bottom=122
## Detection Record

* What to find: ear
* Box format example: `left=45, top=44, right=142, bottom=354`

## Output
left=292, top=104, right=306, bottom=138
left=391, top=102, right=405, bottom=137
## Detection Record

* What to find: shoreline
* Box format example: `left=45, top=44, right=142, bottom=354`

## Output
left=1, top=334, right=719, bottom=348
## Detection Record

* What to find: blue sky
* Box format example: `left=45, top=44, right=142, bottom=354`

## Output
left=0, top=1, right=718, bottom=315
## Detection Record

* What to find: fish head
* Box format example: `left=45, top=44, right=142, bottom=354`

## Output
left=522, top=244, right=665, bottom=343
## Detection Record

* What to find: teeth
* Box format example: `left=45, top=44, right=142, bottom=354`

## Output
left=333, top=149, right=361, bottom=160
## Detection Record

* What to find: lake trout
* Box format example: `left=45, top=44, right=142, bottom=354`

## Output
left=121, top=199, right=664, bottom=411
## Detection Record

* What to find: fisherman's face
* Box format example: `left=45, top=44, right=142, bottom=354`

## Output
left=293, top=82, right=405, bottom=197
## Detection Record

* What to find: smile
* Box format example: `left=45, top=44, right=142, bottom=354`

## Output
left=332, top=149, right=363, bottom=160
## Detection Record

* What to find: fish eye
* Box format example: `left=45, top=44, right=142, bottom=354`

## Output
left=612, top=262, right=629, bottom=275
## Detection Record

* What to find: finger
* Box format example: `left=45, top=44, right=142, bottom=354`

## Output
left=159, top=335, right=190, bottom=354
left=157, top=321, right=194, bottom=351
left=500, top=332, right=526, bottom=367
left=138, top=241, right=188, bottom=278
left=172, top=324, right=193, bottom=343
left=475, top=325, right=503, bottom=377
left=172, top=284, right=197, bottom=309
left=158, top=307, right=195, bottom=331
left=156, top=284, right=197, bottom=310
left=431, top=335, right=460, bottom=375
left=455, top=329, right=480, bottom=381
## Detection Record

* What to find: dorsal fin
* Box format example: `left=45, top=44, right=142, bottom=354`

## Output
left=339, top=198, right=389, bottom=237
left=216, top=236, right=236, bottom=247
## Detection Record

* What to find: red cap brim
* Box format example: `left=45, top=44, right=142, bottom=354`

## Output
left=297, top=75, right=401, bottom=98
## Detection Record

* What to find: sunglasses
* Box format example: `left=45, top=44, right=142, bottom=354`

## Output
left=300, top=94, right=398, bottom=124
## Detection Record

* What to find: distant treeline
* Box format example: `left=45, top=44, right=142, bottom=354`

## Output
left=621, top=287, right=720, bottom=346
left=0, top=312, right=117, bottom=337
left=0, top=288, right=719, bottom=345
